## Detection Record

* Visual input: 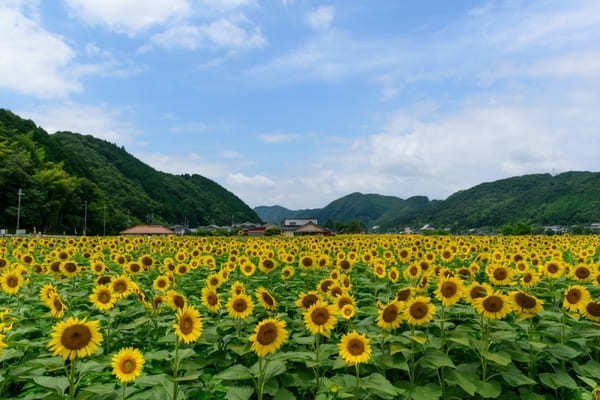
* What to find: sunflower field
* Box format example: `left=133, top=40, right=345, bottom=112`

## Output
left=1, top=234, right=600, bottom=400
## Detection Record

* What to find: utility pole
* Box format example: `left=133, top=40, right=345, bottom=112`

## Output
left=16, top=188, right=23, bottom=234
left=83, top=200, right=87, bottom=235
left=103, top=203, right=106, bottom=236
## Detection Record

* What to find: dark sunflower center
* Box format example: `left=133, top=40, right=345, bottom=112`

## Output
left=586, top=302, right=600, bottom=317
left=483, top=296, right=503, bottom=313
left=51, top=262, right=61, bottom=272
left=233, top=299, right=248, bottom=312
left=347, top=338, right=365, bottom=356
left=302, top=294, right=319, bottom=309
left=471, top=287, right=487, bottom=299
left=121, top=359, right=136, bottom=373
left=158, top=279, right=166, bottom=288
left=53, top=297, right=63, bottom=310
left=338, top=297, right=352, bottom=309
left=207, top=293, right=218, bottom=306
left=330, top=287, right=342, bottom=298
left=566, top=289, right=582, bottom=304
left=302, top=258, right=313, bottom=267
left=210, top=278, right=219, bottom=286
left=311, top=308, right=330, bottom=325
left=173, top=295, right=185, bottom=309
left=98, top=276, right=111, bottom=285
left=493, top=268, right=507, bottom=281
left=98, top=291, right=111, bottom=304
left=263, top=260, right=274, bottom=270
left=409, top=302, right=428, bottom=319
left=65, top=263, right=77, bottom=273
left=575, top=267, right=590, bottom=279
left=61, top=324, right=92, bottom=350
left=6, top=275, right=18, bottom=288
left=515, top=292, right=536, bottom=309
left=382, top=304, right=398, bottom=323
left=340, top=260, right=350, bottom=270
left=547, top=263, right=558, bottom=273
left=262, top=292, right=274, bottom=306
left=180, top=315, right=194, bottom=334
left=130, top=264, right=140, bottom=272
left=114, top=281, right=127, bottom=293
left=441, top=282, right=457, bottom=298
left=141, top=257, right=152, bottom=266
left=523, top=274, right=532, bottom=283
left=257, top=323, right=277, bottom=345
left=396, top=289, right=411, bottom=301
left=320, top=280, right=333, bottom=292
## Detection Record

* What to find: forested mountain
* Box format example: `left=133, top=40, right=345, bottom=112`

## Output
left=257, top=173, right=600, bottom=231
left=255, top=192, right=431, bottom=228
left=0, top=109, right=260, bottom=234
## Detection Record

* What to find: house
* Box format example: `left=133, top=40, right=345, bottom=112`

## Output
left=292, top=221, right=329, bottom=236
left=282, top=218, right=318, bottom=227
left=170, top=225, right=194, bottom=235
left=120, top=225, right=174, bottom=236
left=543, top=225, right=568, bottom=234
left=590, top=223, right=600, bottom=231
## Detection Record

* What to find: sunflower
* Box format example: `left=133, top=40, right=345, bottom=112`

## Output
left=61, top=261, right=79, bottom=278
left=396, top=287, right=414, bottom=302
left=583, top=301, right=600, bottom=322
left=405, top=296, right=436, bottom=326
left=509, top=291, right=543, bottom=319
left=304, top=301, right=337, bottom=337
left=373, top=264, right=386, bottom=279
left=335, top=294, right=355, bottom=313
left=256, top=287, right=278, bottom=310
left=40, top=284, right=57, bottom=306
left=167, top=290, right=187, bottom=310
left=173, top=305, right=203, bottom=343
left=111, top=275, right=132, bottom=298
left=91, top=261, right=106, bottom=275
left=206, top=274, right=221, bottom=288
left=1, top=271, right=24, bottom=295
left=338, top=331, right=371, bottom=365
left=227, top=293, right=254, bottom=319
left=318, top=279, right=334, bottom=294
left=403, top=264, right=421, bottom=280
left=388, top=267, right=400, bottom=283
left=435, top=277, right=463, bottom=306
left=543, top=261, right=563, bottom=278
left=487, top=265, right=513, bottom=286
left=299, top=255, right=315, bottom=270
left=572, top=264, right=592, bottom=282
left=296, top=291, right=321, bottom=311
left=465, top=282, right=492, bottom=304
left=521, top=270, right=540, bottom=288
left=241, top=262, right=256, bottom=277
left=126, top=262, right=142, bottom=275
left=249, top=318, right=288, bottom=357
left=474, top=292, right=512, bottom=320
left=0, top=333, right=5, bottom=355
left=96, top=275, right=112, bottom=286
left=153, top=275, right=170, bottom=292
left=563, top=285, right=590, bottom=312
left=281, top=266, right=295, bottom=280
left=341, top=304, right=355, bottom=319
left=259, top=258, right=278, bottom=274
left=47, top=294, right=66, bottom=318
left=90, top=285, right=117, bottom=311
left=112, top=347, right=144, bottom=383
left=48, top=317, right=103, bottom=360
left=230, top=281, right=246, bottom=296
left=377, top=301, right=404, bottom=330
left=201, top=287, right=221, bottom=313
left=337, top=259, right=353, bottom=273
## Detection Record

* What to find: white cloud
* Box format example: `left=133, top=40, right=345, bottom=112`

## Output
left=258, top=133, right=298, bottom=143
left=21, top=104, right=141, bottom=144
left=151, top=16, right=265, bottom=50
left=0, top=3, right=80, bottom=98
left=226, top=173, right=274, bottom=187
left=64, top=0, right=191, bottom=35
left=135, top=152, right=230, bottom=179
left=306, top=5, right=334, bottom=30
left=219, top=150, right=242, bottom=159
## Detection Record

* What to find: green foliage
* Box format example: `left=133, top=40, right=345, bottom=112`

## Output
left=500, top=221, right=533, bottom=235
left=0, top=109, right=260, bottom=234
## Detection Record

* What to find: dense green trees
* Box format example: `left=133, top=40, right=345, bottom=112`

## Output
left=0, top=110, right=260, bottom=234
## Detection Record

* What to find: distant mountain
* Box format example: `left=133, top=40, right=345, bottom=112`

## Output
left=0, top=109, right=260, bottom=234
left=255, top=192, right=431, bottom=229
left=257, top=172, right=600, bottom=232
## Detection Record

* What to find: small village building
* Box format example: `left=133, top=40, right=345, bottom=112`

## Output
left=120, top=225, right=174, bottom=236
left=293, top=221, right=329, bottom=236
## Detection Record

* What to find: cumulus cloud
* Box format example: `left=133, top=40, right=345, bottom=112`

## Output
left=21, top=104, right=141, bottom=144
left=64, top=0, right=191, bottom=35
left=306, top=5, right=334, bottom=30
left=151, top=16, right=265, bottom=50
left=0, top=3, right=80, bottom=98
left=258, top=133, right=299, bottom=143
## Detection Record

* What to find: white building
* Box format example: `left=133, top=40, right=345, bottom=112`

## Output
left=282, top=218, right=318, bottom=227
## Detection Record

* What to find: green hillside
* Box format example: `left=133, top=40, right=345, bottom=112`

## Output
left=255, top=192, right=431, bottom=228
left=381, top=172, right=600, bottom=230
left=257, top=173, right=600, bottom=232
left=0, top=109, right=260, bottom=234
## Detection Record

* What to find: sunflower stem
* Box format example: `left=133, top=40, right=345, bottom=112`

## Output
left=480, top=315, right=488, bottom=382
left=354, top=364, right=360, bottom=399
left=68, top=359, right=76, bottom=399
left=315, top=334, right=321, bottom=392
left=440, top=304, right=446, bottom=399
left=409, top=325, right=415, bottom=385
left=121, top=381, right=127, bottom=400
left=257, top=356, right=265, bottom=400
left=528, top=320, right=535, bottom=378
left=173, top=338, right=180, bottom=400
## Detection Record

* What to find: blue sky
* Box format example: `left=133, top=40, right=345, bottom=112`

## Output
left=2, top=0, right=600, bottom=208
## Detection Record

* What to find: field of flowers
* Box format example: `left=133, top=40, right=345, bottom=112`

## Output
left=1, top=234, right=600, bottom=400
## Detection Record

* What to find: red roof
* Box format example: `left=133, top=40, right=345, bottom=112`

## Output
left=120, top=225, right=174, bottom=235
